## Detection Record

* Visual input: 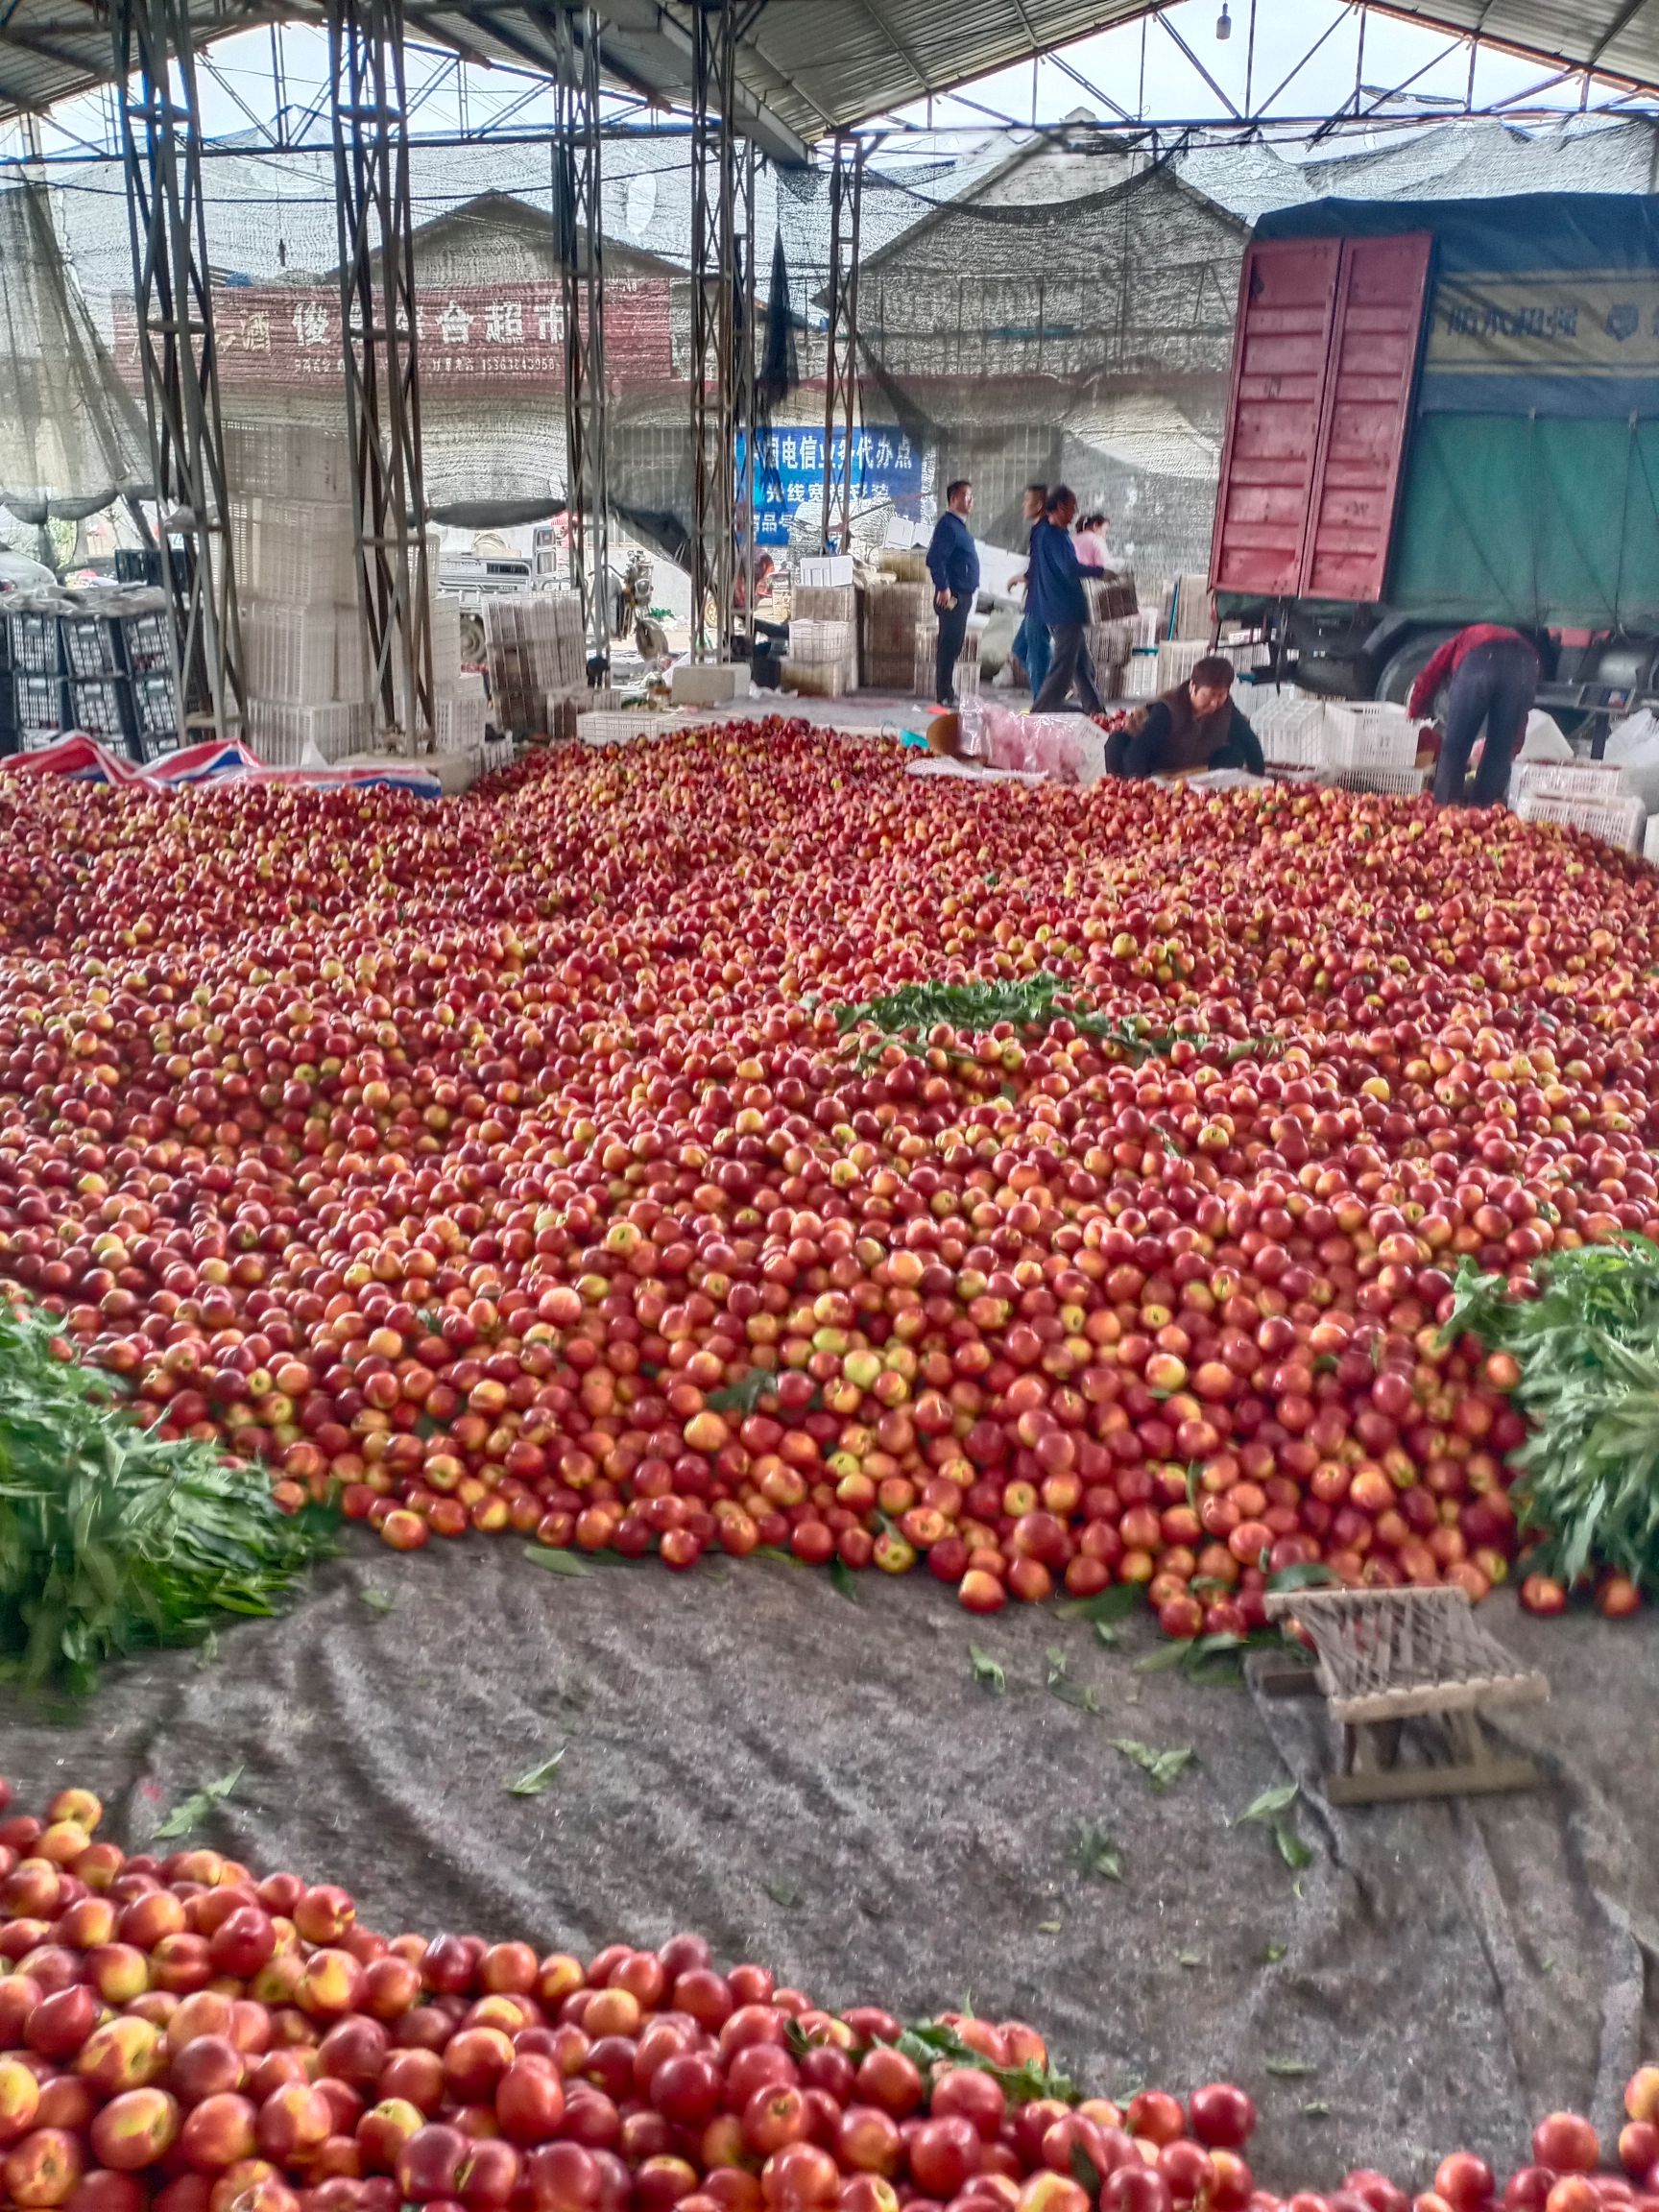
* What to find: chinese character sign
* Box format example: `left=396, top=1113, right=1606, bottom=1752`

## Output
left=110, top=278, right=672, bottom=397
left=735, top=425, right=923, bottom=546
left=1424, top=270, right=1659, bottom=416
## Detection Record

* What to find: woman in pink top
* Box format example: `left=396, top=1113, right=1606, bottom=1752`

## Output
left=1072, top=513, right=1111, bottom=572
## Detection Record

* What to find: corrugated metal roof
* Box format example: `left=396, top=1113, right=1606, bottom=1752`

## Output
left=5, top=0, right=1659, bottom=153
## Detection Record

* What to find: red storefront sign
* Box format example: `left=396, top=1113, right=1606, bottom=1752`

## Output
left=111, top=277, right=674, bottom=397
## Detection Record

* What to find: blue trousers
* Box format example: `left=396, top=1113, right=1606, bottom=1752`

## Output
left=1012, top=613, right=1050, bottom=699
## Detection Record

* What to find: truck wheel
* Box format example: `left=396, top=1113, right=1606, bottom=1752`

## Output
left=1374, top=630, right=1456, bottom=708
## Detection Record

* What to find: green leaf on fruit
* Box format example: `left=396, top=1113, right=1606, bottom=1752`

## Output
left=1070, top=2144, right=1104, bottom=2197
left=1265, top=2058, right=1313, bottom=2078
left=523, top=1547, right=591, bottom=1575
left=154, top=1766, right=243, bottom=1841
left=755, top=1546, right=802, bottom=1566
left=969, top=1645, right=1006, bottom=1694
left=1057, top=1583, right=1143, bottom=1625
left=893, top=2020, right=1075, bottom=2107
left=507, top=1750, right=565, bottom=1796
left=829, top=1557, right=860, bottom=1603
left=708, top=1369, right=774, bottom=1416
left=1073, top=1821, right=1122, bottom=1882
left=1274, top=1821, right=1314, bottom=1871
left=762, top=1880, right=802, bottom=1909
left=1239, top=1781, right=1299, bottom=1824
left=1111, top=1739, right=1195, bottom=1791
left=360, top=1586, right=396, bottom=1613
left=1265, top=1561, right=1341, bottom=1595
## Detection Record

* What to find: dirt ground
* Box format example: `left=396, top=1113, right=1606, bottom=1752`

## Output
left=3, top=1542, right=1654, bottom=2193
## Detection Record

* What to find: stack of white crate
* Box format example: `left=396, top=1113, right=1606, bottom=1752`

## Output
left=785, top=617, right=858, bottom=699
left=227, top=422, right=374, bottom=765
left=484, top=592, right=586, bottom=735
left=1515, top=759, right=1646, bottom=851
left=911, top=623, right=979, bottom=701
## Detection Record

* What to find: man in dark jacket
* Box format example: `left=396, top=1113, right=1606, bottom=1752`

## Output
left=925, top=479, right=979, bottom=707
left=1407, top=623, right=1539, bottom=807
left=1008, top=482, right=1049, bottom=700
left=1029, top=486, right=1106, bottom=714
left=1105, top=655, right=1264, bottom=778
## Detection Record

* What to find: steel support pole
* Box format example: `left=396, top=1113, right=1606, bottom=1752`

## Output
left=113, top=0, right=244, bottom=738
left=819, top=132, right=862, bottom=557
left=735, top=135, right=757, bottom=644
left=554, top=5, right=610, bottom=674
left=689, top=0, right=739, bottom=661
left=327, top=0, right=435, bottom=751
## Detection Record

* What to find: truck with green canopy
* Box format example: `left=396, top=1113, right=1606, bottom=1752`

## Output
left=1209, top=191, right=1659, bottom=727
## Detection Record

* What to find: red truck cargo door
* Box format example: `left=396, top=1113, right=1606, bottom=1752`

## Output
left=1209, top=236, right=1342, bottom=598
left=1297, top=232, right=1432, bottom=601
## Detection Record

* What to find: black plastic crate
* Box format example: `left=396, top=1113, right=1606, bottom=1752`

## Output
left=67, top=676, right=134, bottom=745
left=132, top=671, right=180, bottom=741
left=61, top=613, right=124, bottom=678
left=12, top=672, right=65, bottom=734
left=121, top=610, right=173, bottom=677
left=114, top=548, right=162, bottom=586
left=6, top=609, right=60, bottom=676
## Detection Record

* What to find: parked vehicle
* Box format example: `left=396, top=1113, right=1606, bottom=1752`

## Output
left=1210, top=193, right=1659, bottom=737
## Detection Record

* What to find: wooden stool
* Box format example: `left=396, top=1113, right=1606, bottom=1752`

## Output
left=1261, top=1585, right=1550, bottom=1805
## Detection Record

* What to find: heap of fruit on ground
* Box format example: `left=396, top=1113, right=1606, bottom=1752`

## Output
left=0, top=1780, right=1657, bottom=2212
left=4, top=723, right=1659, bottom=1684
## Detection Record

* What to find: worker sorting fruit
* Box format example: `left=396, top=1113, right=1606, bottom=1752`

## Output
left=1104, top=653, right=1265, bottom=779
left=1407, top=622, right=1540, bottom=807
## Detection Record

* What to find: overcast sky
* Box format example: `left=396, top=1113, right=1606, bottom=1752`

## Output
left=5, top=0, right=1640, bottom=164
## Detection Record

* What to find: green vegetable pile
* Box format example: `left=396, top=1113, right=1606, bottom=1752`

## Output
left=1447, top=1235, right=1659, bottom=1592
left=0, top=1300, right=335, bottom=1694
left=829, top=973, right=1272, bottom=1068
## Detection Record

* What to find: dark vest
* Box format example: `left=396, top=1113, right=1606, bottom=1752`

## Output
left=1123, top=682, right=1234, bottom=773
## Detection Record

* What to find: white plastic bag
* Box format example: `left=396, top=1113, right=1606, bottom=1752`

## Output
left=1518, top=709, right=1574, bottom=762
left=1604, top=709, right=1659, bottom=809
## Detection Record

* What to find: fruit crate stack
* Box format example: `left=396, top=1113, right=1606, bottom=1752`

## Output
left=1321, top=701, right=1421, bottom=771
left=1247, top=686, right=1328, bottom=770
left=1088, top=572, right=1139, bottom=623
left=228, top=422, right=373, bottom=766
left=859, top=580, right=931, bottom=690
left=6, top=600, right=65, bottom=751
left=784, top=617, right=857, bottom=700
left=483, top=592, right=586, bottom=735
left=1514, top=759, right=1646, bottom=852
left=1086, top=619, right=1136, bottom=701
left=911, top=623, right=978, bottom=702
left=1167, top=570, right=1214, bottom=640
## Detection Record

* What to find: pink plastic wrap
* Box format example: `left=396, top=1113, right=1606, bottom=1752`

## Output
left=961, top=703, right=1085, bottom=783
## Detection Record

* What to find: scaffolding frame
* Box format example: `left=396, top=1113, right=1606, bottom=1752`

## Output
left=327, top=0, right=435, bottom=751
left=688, top=0, right=748, bottom=661
left=112, top=0, right=245, bottom=738
left=819, top=130, right=864, bottom=556
left=553, top=4, right=610, bottom=671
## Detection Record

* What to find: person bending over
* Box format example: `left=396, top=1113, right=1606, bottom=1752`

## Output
left=1407, top=623, right=1539, bottom=808
left=1029, top=486, right=1107, bottom=715
left=1106, top=655, right=1264, bottom=778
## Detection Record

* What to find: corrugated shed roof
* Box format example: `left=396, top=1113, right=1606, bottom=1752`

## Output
left=9, top=0, right=1659, bottom=153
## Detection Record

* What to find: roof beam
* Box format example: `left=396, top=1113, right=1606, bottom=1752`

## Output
left=1588, top=0, right=1651, bottom=67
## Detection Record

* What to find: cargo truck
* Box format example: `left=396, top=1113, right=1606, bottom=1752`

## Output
left=1209, top=193, right=1659, bottom=735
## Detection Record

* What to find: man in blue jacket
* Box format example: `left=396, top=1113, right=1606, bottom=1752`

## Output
left=1029, top=485, right=1106, bottom=715
left=925, top=478, right=979, bottom=707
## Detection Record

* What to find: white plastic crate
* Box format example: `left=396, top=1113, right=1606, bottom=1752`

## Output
left=1516, top=788, right=1646, bottom=851
left=576, top=709, right=686, bottom=747
left=1513, top=759, right=1631, bottom=804
left=1157, top=639, right=1211, bottom=690
left=1322, top=701, right=1421, bottom=770
left=795, top=555, right=854, bottom=589
left=225, top=421, right=350, bottom=503
left=1122, top=649, right=1160, bottom=700
left=434, top=689, right=487, bottom=754
left=245, top=699, right=372, bottom=766
left=1644, top=814, right=1659, bottom=865
left=1326, top=764, right=1431, bottom=798
left=243, top=603, right=361, bottom=707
